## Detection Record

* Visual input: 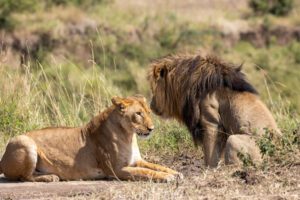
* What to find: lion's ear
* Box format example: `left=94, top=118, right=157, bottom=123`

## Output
left=160, top=67, right=166, bottom=78
left=158, top=65, right=168, bottom=79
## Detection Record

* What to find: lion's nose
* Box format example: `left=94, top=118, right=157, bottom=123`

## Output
left=147, top=126, right=154, bottom=132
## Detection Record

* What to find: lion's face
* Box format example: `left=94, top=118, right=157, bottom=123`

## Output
left=111, top=96, right=154, bottom=138
left=148, top=63, right=171, bottom=118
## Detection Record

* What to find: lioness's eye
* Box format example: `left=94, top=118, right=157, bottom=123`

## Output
left=136, top=112, right=143, bottom=117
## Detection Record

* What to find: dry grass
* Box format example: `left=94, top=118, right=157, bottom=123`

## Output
left=1, top=158, right=299, bottom=199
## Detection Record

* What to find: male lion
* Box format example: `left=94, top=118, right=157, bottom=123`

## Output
left=0, top=95, right=182, bottom=182
left=148, top=54, right=281, bottom=167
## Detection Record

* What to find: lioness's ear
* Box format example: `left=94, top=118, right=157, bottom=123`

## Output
left=111, top=97, right=126, bottom=109
left=133, top=94, right=147, bottom=103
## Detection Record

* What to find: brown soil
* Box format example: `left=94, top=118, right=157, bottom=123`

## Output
left=0, top=152, right=299, bottom=200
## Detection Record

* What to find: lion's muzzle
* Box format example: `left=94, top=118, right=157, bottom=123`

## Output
left=150, top=99, right=161, bottom=116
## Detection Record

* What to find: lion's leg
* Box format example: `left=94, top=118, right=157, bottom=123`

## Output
left=225, top=134, right=262, bottom=165
left=116, top=166, right=177, bottom=182
left=0, top=135, right=38, bottom=181
left=135, top=160, right=183, bottom=178
left=202, top=125, right=226, bottom=168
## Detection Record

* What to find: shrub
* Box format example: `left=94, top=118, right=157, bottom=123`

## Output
left=0, top=0, right=110, bottom=29
left=257, top=129, right=276, bottom=157
left=269, top=0, right=293, bottom=16
left=249, top=0, right=269, bottom=15
left=0, top=0, right=39, bottom=29
left=237, top=152, right=255, bottom=167
left=45, top=0, right=110, bottom=7
left=249, top=0, right=294, bottom=16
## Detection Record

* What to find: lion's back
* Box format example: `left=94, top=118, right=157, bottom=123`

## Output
left=220, top=91, right=279, bottom=136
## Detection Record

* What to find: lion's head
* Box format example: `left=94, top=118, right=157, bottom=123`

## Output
left=147, top=57, right=178, bottom=119
left=148, top=55, right=203, bottom=121
left=111, top=95, right=154, bottom=138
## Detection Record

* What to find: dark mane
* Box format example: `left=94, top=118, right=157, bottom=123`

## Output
left=168, top=54, right=258, bottom=96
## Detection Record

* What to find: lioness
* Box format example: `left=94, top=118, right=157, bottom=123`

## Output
left=0, top=95, right=182, bottom=182
left=148, top=54, right=281, bottom=167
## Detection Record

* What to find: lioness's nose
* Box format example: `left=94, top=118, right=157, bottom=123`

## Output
left=147, top=126, right=154, bottom=132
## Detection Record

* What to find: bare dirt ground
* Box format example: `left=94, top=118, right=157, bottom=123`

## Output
left=0, top=152, right=299, bottom=200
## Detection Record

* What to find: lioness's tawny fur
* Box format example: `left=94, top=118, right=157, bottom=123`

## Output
left=148, top=54, right=281, bottom=167
left=0, top=95, right=182, bottom=182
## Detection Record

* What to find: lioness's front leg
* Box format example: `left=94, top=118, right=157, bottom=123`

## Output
left=22, top=174, right=60, bottom=182
left=116, top=167, right=177, bottom=182
left=135, top=160, right=183, bottom=178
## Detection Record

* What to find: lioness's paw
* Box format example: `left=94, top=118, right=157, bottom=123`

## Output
left=48, top=175, right=60, bottom=182
left=175, top=172, right=184, bottom=180
left=165, top=174, right=176, bottom=183
left=164, top=172, right=184, bottom=183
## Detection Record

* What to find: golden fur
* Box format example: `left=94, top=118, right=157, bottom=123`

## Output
left=0, top=95, right=182, bottom=182
left=148, top=54, right=281, bottom=167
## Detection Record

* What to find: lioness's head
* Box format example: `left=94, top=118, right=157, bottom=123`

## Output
left=111, top=95, right=154, bottom=138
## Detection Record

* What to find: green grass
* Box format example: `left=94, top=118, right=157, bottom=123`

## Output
left=139, top=119, right=193, bottom=154
left=228, top=41, right=300, bottom=111
left=0, top=62, right=119, bottom=153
